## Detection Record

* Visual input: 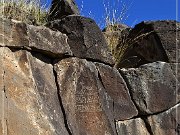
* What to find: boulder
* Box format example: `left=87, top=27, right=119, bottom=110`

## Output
left=26, top=24, right=72, bottom=57
left=54, top=58, right=117, bottom=135
left=148, top=103, right=180, bottom=135
left=116, top=118, right=150, bottom=135
left=95, top=63, right=138, bottom=120
left=132, top=20, right=180, bottom=63
left=120, top=61, right=179, bottom=114
left=115, top=20, right=180, bottom=68
left=0, top=47, right=69, bottom=135
left=48, top=0, right=80, bottom=21
left=47, top=15, right=115, bottom=65
left=0, top=18, right=72, bottom=58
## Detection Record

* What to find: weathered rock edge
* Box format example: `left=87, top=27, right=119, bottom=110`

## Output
left=0, top=17, right=179, bottom=135
left=0, top=18, right=73, bottom=58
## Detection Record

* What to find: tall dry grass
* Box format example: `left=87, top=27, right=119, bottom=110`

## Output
left=0, top=0, right=48, bottom=25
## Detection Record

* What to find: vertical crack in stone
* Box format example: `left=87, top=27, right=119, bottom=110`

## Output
left=141, top=117, right=154, bottom=135
left=2, top=69, right=8, bottom=135
left=96, top=69, right=117, bottom=135
left=52, top=68, right=72, bottom=135
left=118, top=70, right=141, bottom=114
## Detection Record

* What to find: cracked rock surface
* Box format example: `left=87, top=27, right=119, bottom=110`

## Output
left=120, top=62, right=179, bottom=115
left=0, top=47, right=69, bottom=135
left=54, top=58, right=117, bottom=135
left=47, top=15, right=115, bottom=65
left=0, top=17, right=179, bottom=135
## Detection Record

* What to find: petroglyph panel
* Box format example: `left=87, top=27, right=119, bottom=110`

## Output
left=54, top=57, right=116, bottom=135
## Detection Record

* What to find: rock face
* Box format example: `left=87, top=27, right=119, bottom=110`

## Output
left=148, top=103, right=180, bottom=135
left=0, top=15, right=179, bottom=135
left=95, top=63, right=138, bottom=120
left=120, top=62, right=179, bottom=114
left=116, top=118, right=150, bottom=135
left=0, top=47, right=69, bottom=135
left=54, top=58, right=117, bottom=135
left=131, top=20, right=179, bottom=63
left=0, top=18, right=72, bottom=58
left=47, top=15, right=114, bottom=65
left=114, top=20, right=180, bottom=68
left=48, top=0, right=80, bottom=21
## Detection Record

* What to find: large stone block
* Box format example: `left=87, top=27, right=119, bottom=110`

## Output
left=0, top=18, right=72, bottom=58
left=95, top=63, right=138, bottom=120
left=116, top=118, right=150, bottom=135
left=48, top=15, right=115, bottom=65
left=54, top=58, right=117, bottom=135
left=148, top=103, right=180, bottom=135
left=0, top=47, right=68, bottom=135
left=26, top=25, right=72, bottom=57
left=130, top=20, right=179, bottom=63
left=115, top=20, right=180, bottom=68
left=120, top=62, right=179, bottom=114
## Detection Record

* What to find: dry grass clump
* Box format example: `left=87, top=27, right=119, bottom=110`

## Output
left=102, top=0, right=153, bottom=68
left=0, top=0, right=48, bottom=25
left=102, top=0, right=134, bottom=66
left=113, top=30, right=153, bottom=67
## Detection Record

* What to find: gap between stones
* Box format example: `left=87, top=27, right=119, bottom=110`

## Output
left=3, top=46, right=179, bottom=134
left=118, top=70, right=141, bottom=115
left=141, top=117, right=154, bottom=135
left=52, top=68, right=73, bottom=135
left=96, top=69, right=118, bottom=135
left=2, top=63, right=8, bottom=135
left=0, top=46, right=114, bottom=66
left=117, top=69, right=154, bottom=135
left=28, top=48, right=73, bottom=135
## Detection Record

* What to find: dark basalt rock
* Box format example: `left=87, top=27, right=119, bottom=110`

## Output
left=47, top=15, right=115, bottom=65
left=115, top=20, right=180, bottom=68
left=54, top=58, right=117, bottom=135
left=132, top=20, right=179, bottom=63
left=148, top=103, right=180, bottom=135
left=0, top=18, right=72, bottom=58
left=116, top=118, right=150, bottom=135
left=48, top=0, right=80, bottom=21
left=0, top=47, right=69, bottom=135
left=120, top=61, right=179, bottom=114
left=95, top=63, right=138, bottom=120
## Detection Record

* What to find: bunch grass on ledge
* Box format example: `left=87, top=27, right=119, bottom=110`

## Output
left=0, top=0, right=48, bottom=25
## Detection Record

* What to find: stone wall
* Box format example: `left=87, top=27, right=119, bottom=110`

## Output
left=0, top=15, right=179, bottom=135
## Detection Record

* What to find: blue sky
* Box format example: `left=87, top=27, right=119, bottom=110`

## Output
left=45, top=0, right=178, bottom=28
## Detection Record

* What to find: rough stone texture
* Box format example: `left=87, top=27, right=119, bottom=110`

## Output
left=148, top=103, right=180, bottom=135
left=0, top=47, right=69, bottom=135
left=120, top=61, right=179, bottom=114
left=48, top=0, right=80, bottom=21
left=47, top=15, right=115, bottom=65
left=0, top=16, right=179, bottom=135
left=54, top=58, right=117, bottom=135
left=0, top=18, right=29, bottom=47
left=116, top=118, right=150, bottom=135
left=0, top=18, right=72, bottom=57
left=26, top=25, right=72, bottom=57
left=115, top=20, right=180, bottom=68
left=95, top=63, right=138, bottom=120
left=170, top=63, right=180, bottom=82
left=131, top=21, right=179, bottom=63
